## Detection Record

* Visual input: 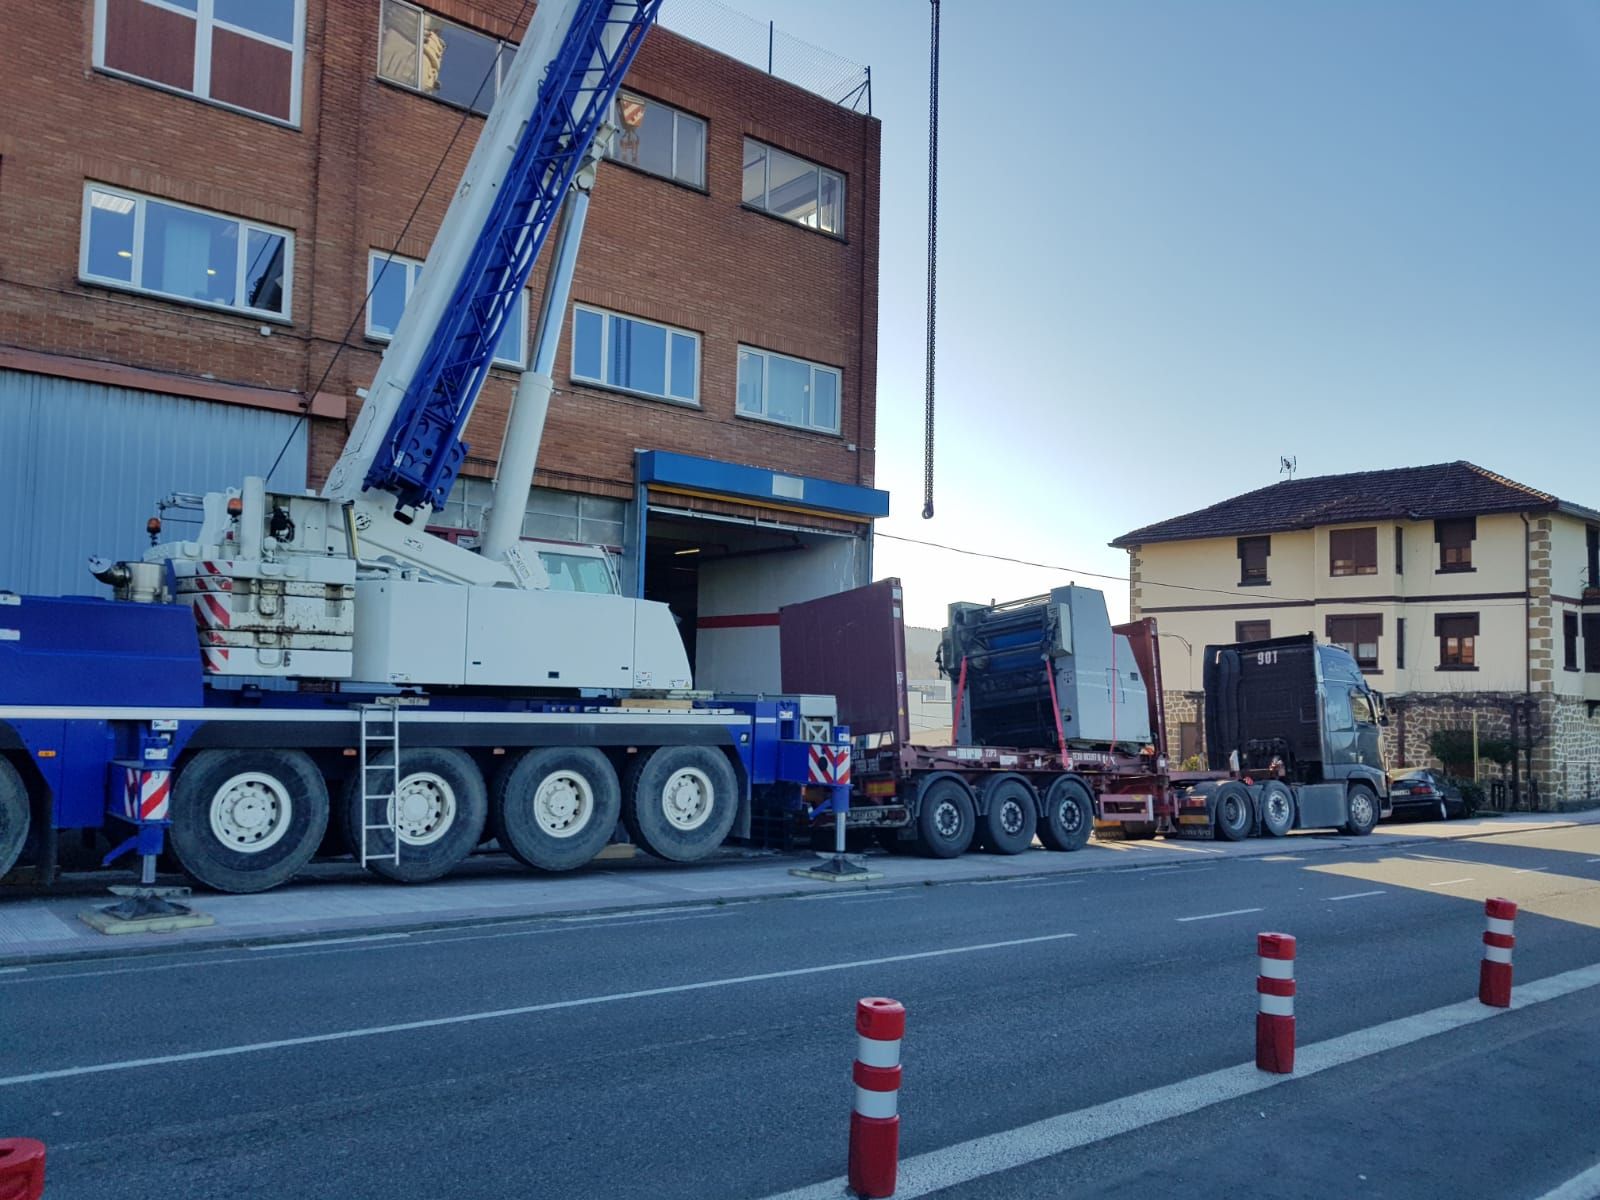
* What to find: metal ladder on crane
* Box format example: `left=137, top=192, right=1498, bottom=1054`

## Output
left=357, top=704, right=401, bottom=868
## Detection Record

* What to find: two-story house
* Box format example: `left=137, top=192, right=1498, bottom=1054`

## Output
left=1112, top=462, right=1600, bottom=808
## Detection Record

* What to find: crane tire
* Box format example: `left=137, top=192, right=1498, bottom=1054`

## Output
left=492, top=747, right=620, bottom=872
left=0, top=759, right=30, bottom=880
left=171, top=749, right=328, bottom=894
left=342, top=747, right=486, bottom=883
left=622, top=746, right=738, bottom=862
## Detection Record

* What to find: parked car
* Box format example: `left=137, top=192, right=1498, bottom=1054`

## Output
left=1386, top=767, right=1467, bottom=820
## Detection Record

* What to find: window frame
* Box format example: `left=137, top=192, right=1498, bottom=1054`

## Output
left=1395, top=525, right=1404, bottom=575
left=365, top=250, right=527, bottom=369
left=79, top=183, right=294, bottom=321
left=1435, top=612, right=1479, bottom=670
left=1237, top=536, right=1270, bottom=586
left=735, top=345, right=843, bottom=435
left=92, top=0, right=306, bottom=127
left=1326, top=614, right=1382, bottom=671
left=607, top=91, right=708, bottom=190
left=376, top=0, right=512, bottom=116
left=568, top=303, right=701, bottom=406
left=1396, top=616, right=1406, bottom=670
left=1235, top=620, right=1271, bottom=643
left=1329, top=527, right=1378, bottom=577
left=1435, top=517, right=1476, bottom=574
left=1564, top=611, right=1580, bottom=672
left=741, top=138, right=847, bottom=237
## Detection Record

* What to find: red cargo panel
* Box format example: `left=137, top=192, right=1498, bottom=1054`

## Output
left=780, top=579, right=910, bottom=743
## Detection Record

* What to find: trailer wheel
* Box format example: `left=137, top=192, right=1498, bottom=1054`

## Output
left=977, top=776, right=1037, bottom=855
left=914, top=777, right=975, bottom=858
left=1259, top=781, right=1295, bottom=837
left=1039, top=777, right=1093, bottom=852
left=171, top=749, right=328, bottom=894
left=491, top=748, right=620, bottom=872
left=342, top=748, right=486, bottom=883
left=0, top=759, right=29, bottom=879
left=622, top=747, right=738, bottom=862
left=1213, top=782, right=1253, bottom=842
left=1344, top=784, right=1378, bottom=836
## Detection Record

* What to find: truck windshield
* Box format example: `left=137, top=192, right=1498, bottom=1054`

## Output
left=538, top=552, right=618, bottom=595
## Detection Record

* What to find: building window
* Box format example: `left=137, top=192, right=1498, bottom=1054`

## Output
left=609, top=92, right=706, bottom=188
left=742, top=139, right=845, bottom=236
left=1395, top=526, right=1404, bottom=574
left=1436, top=613, right=1478, bottom=669
left=377, top=0, right=512, bottom=115
left=1436, top=517, right=1476, bottom=573
left=1565, top=612, right=1580, bottom=671
left=368, top=252, right=525, bottom=368
left=94, top=0, right=304, bottom=124
left=736, top=347, right=841, bottom=434
left=1587, top=526, right=1599, bottom=592
left=1179, top=722, right=1200, bottom=762
left=570, top=305, right=699, bottom=404
left=1326, top=614, right=1381, bottom=670
left=1235, top=620, right=1271, bottom=643
left=1329, top=527, right=1378, bottom=577
left=1237, top=537, right=1270, bottom=586
left=1585, top=614, right=1600, bottom=674
left=1396, top=617, right=1406, bottom=669
left=81, top=185, right=290, bottom=319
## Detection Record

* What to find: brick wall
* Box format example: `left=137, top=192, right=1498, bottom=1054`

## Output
left=0, top=1, right=880, bottom=497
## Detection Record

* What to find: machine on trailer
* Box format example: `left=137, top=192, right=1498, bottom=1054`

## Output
left=0, top=0, right=850, bottom=897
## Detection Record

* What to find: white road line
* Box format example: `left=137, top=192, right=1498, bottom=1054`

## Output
left=558, top=906, right=717, bottom=921
left=1015, top=879, right=1086, bottom=889
left=1513, top=867, right=1549, bottom=875
left=0, top=931, right=1078, bottom=1087
left=1587, top=858, right=1600, bottom=863
left=1175, top=907, right=1264, bottom=923
left=756, top=960, right=1600, bottom=1200
left=791, top=889, right=908, bottom=902
left=1328, top=891, right=1387, bottom=902
left=0, top=967, right=24, bottom=975
left=247, top=933, right=410, bottom=951
left=1533, top=1160, right=1600, bottom=1200
left=1430, top=878, right=1474, bottom=887
left=967, top=878, right=1035, bottom=886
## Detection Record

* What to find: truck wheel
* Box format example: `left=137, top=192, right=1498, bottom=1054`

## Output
left=0, top=759, right=29, bottom=879
left=914, top=777, right=975, bottom=858
left=342, top=748, right=486, bottom=883
left=1039, top=776, right=1093, bottom=852
left=977, top=776, right=1037, bottom=855
left=1213, top=782, right=1252, bottom=842
left=1344, top=784, right=1379, bottom=836
left=622, top=747, right=739, bottom=862
left=171, top=749, right=329, bottom=894
left=492, top=748, right=620, bottom=872
left=1259, top=781, right=1295, bottom=837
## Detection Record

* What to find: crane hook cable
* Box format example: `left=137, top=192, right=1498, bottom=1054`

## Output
left=921, top=0, right=941, bottom=521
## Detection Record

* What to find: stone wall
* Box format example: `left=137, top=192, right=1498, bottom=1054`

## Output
left=1163, top=690, right=1202, bottom=766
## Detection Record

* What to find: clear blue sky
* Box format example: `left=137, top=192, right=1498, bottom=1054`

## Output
left=688, top=1, right=1600, bottom=625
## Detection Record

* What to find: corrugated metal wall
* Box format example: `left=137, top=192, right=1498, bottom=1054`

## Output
left=0, top=369, right=308, bottom=597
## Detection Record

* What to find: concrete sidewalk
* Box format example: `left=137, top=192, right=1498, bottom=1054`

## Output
left=2, top=811, right=1596, bottom=964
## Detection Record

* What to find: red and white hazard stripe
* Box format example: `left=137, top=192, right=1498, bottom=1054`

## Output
left=1479, top=897, right=1516, bottom=1008
left=1256, top=932, right=1296, bottom=1073
left=124, top=768, right=172, bottom=822
left=849, top=997, right=904, bottom=1199
left=807, top=744, right=853, bottom=786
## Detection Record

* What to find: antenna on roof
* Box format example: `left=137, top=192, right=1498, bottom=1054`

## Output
left=1280, top=455, right=1298, bottom=480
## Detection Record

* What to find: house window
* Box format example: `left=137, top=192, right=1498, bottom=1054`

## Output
left=81, top=185, right=291, bottom=319
left=1396, top=617, right=1406, bottom=669
left=736, top=347, right=841, bottom=434
left=1237, top=537, right=1270, bottom=585
left=1395, top=526, right=1404, bottom=574
left=1565, top=612, right=1580, bottom=671
left=1436, top=613, right=1478, bottom=669
left=378, top=0, right=511, bottom=115
left=742, top=139, right=845, bottom=235
left=1436, top=517, right=1476, bottom=572
left=1178, top=722, right=1200, bottom=762
left=368, top=252, right=525, bottom=368
left=1326, top=614, right=1381, bottom=670
left=570, top=305, right=699, bottom=403
left=1329, top=527, right=1378, bottom=576
left=1587, top=526, right=1599, bottom=592
left=609, top=92, right=706, bottom=188
left=1585, top=614, right=1600, bottom=674
left=94, top=0, right=304, bottom=124
left=1235, top=620, right=1271, bottom=643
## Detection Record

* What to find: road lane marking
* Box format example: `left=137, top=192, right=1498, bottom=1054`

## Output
left=1328, top=891, right=1386, bottom=901
left=247, top=933, right=410, bottom=950
left=1430, top=878, right=1474, bottom=887
left=558, top=906, right=717, bottom=921
left=1311, top=857, right=1600, bottom=930
left=0, top=931, right=1079, bottom=1087
left=1534, top=1160, right=1600, bottom=1200
left=757, top=960, right=1600, bottom=1200
left=791, top=889, right=910, bottom=902
left=0, top=967, right=24, bottom=975
left=967, top=877, right=1036, bottom=886
left=1176, top=907, right=1263, bottom=923
left=1513, top=867, right=1549, bottom=875
left=1014, top=879, right=1085, bottom=889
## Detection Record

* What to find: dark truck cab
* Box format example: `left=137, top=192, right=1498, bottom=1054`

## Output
left=1195, top=634, right=1391, bottom=837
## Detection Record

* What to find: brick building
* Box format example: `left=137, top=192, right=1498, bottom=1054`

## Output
left=0, top=0, right=886, bottom=691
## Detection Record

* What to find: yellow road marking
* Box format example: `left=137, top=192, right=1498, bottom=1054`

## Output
left=1311, top=855, right=1600, bottom=929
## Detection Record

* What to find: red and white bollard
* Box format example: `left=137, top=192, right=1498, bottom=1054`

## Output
left=1479, top=897, right=1517, bottom=1008
left=0, top=1138, right=47, bottom=1200
left=849, top=997, right=905, bottom=1199
left=1255, top=932, right=1296, bottom=1074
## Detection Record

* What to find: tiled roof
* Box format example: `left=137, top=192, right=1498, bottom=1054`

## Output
left=1111, top=462, right=1573, bottom=547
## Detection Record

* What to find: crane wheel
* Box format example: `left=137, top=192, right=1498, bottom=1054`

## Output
left=492, top=748, right=620, bottom=872
left=0, top=759, right=30, bottom=880
left=170, top=749, right=328, bottom=894
left=622, top=747, right=738, bottom=862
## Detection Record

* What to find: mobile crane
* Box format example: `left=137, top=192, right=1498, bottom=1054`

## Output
left=0, top=0, right=848, bottom=896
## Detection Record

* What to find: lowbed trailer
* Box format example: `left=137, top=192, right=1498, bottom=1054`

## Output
left=0, top=594, right=847, bottom=893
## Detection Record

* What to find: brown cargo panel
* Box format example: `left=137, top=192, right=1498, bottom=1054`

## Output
left=780, top=578, right=910, bottom=743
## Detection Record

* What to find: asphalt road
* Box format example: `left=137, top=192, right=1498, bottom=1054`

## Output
left=5, top=829, right=1600, bottom=1199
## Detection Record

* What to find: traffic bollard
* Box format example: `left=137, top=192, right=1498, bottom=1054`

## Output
left=1256, top=932, right=1295, bottom=1074
left=0, top=1138, right=46, bottom=1200
left=1479, top=897, right=1517, bottom=1008
left=849, top=997, right=904, bottom=1199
